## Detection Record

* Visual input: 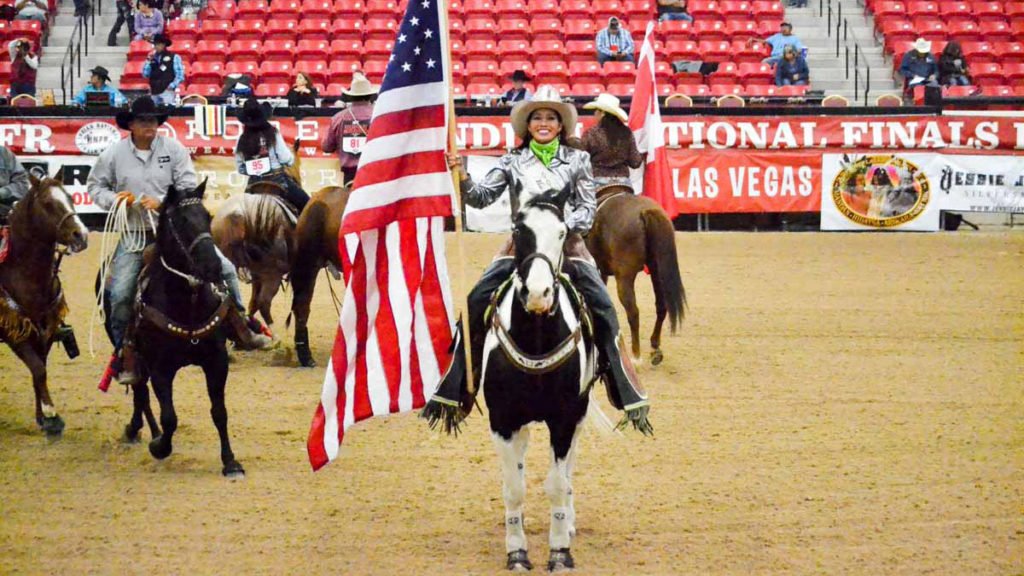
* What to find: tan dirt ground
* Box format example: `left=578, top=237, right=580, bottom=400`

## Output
left=0, top=231, right=1022, bottom=575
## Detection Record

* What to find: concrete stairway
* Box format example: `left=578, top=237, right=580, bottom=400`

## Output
left=781, top=0, right=900, bottom=103
left=37, top=1, right=129, bottom=104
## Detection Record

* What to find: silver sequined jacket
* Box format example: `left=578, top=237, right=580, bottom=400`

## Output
left=460, top=145, right=598, bottom=234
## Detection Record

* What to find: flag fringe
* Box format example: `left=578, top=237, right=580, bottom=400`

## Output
left=420, top=317, right=475, bottom=436
left=616, top=403, right=654, bottom=436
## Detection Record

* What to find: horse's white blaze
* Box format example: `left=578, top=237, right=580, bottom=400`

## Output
left=51, top=187, right=88, bottom=237
left=494, top=427, right=530, bottom=553
left=41, top=403, right=57, bottom=418
left=520, top=208, right=565, bottom=315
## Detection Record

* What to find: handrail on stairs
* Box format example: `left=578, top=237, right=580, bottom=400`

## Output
left=821, top=0, right=873, bottom=105
left=57, top=0, right=101, bottom=105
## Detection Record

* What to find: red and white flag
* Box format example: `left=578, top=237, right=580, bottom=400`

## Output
left=628, top=22, right=678, bottom=219
left=307, top=0, right=462, bottom=471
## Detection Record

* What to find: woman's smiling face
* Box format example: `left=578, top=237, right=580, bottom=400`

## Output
left=528, top=108, right=562, bottom=144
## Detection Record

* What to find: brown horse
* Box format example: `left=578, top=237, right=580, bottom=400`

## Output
left=0, top=175, right=89, bottom=436
left=289, top=184, right=350, bottom=367
left=585, top=185, right=686, bottom=365
left=211, top=140, right=304, bottom=334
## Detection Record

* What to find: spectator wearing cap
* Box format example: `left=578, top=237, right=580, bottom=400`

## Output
left=656, top=0, right=692, bottom=22
left=8, top=38, right=38, bottom=97
left=14, top=0, right=48, bottom=22
left=107, top=0, right=136, bottom=46
left=596, top=17, right=635, bottom=65
left=774, top=45, right=809, bottom=86
left=142, top=34, right=184, bottom=105
left=763, top=22, right=805, bottom=66
left=133, top=0, right=164, bottom=42
left=72, top=66, right=128, bottom=106
left=504, top=70, right=533, bottom=103
left=322, top=72, right=378, bottom=185
left=899, top=38, right=938, bottom=93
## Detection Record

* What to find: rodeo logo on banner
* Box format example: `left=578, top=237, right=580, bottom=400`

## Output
left=822, top=154, right=940, bottom=231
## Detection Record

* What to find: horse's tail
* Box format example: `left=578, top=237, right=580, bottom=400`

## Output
left=641, top=208, right=686, bottom=334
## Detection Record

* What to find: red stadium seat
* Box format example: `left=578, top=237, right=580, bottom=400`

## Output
left=199, top=20, right=232, bottom=43
left=569, top=61, right=605, bottom=83
left=259, top=61, right=295, bottom=84
left=263, top=40, right=298, bottom=62
left=564, top=19, right=598, bottom=40
left=464, top=18, right=497, bottom=41
left=328, top=60, right=362, bottom=81
left=495, top=0, right=528, bottom=18
left=972, top=62, right=1004, bottom=86
left=978, top=20, right=1014, bottom=41
left=323, top=83, right=345, bottom=97
left=498, top=39, right=531, bottom=59
left=906, top=1, right=939, bottom=17
left=465, top=39, right=499, bottom=62
left=332, top=0, right=365, bottom=17
left=465, top=82, right=501, bottom=97
left=675, top=84, right=710, bottom=96
left=693, top=19, right=729, bottom=40
left=497, top=19, right=532, bottom=42
left=592, top=0, right=625, bottom=21
left=665, top=39, right=700, bottom=60
left=738, top=62, right=774, bottom=84
left=363, top=38, right=396, bottom=58
left=185, top=83, right=222, bottom=97
left=236, top=0, right=270, bottom=20
left=878, top=18, right=916, bottom=42
left=270, top=0, right=302, bottom=18
left=1002, top=62, right=1024, bottom=83
left=743, top=84, right=782, bottom=97
left=658, top=19, right=694, bottom=39
left=363, top=60, right=389, bottom=82
left=624, top=0, right=654, bottom=21
left=225, top=61, right=262, bottom=81
left=530, top=0, right=559, bottom=18
left=572, top=83, right=605, bottom=97
left=301, top=0, right=334, bottom=18
left=121, top=61, right=146, bottom=83
left=937, top=1, right=972, bottom=22
left=561, top=0, right=594, bottom=20
left=499, top=59, right=534, bottom=75
left=603, top=60, right=636, bottom=81
left=228, top=40, right=263, bottom=61
left=774, top=84, right=808, bottom=96
left=200, top=0, right=235, bottom=20
left=530, top=17, right=564, bottom=42
left=654, top=60, right=675, bottom=82
left=995, top=42, right=1024, bottom=64
left=294, top=19, right=331, bottom=42
left=979, top=85, right=1013, bottom=96
left=756, top=20, right=783, bottom=36
left=533, top=39, right=567, bottom=62
left=948, top=20, right=982, bottom=41
left=294, top=61, right=330, bottom=84
left=331, top=19, right=365, bottom=42
left=688, top=0, right=722, bottom=20
left=364, top=18, right=399, bottom=41
left=190, top=61, right=226, bottom=84
left=231, top=20, right=266, bottom=42
left=751, top=0, right=783, bottom=20
left=165, top=19, right=199, bottom=43
left=710, top=83, right=743, bottom=96
left=365, top=0, right=400, bottom=17
left=296, top=39, right=330, bottom=62
left=872, top=0, right=908, bottom=18
left=465, top=60, right=500, bottom=83
left=463, top=0, right=495, bottom=17
left=698, top=40, right=732, bottom=61
left=733, top=39, right=768, bottom=62
left=255, top=83, right=292, bottom=97
left=330, top=39, right=363, bottom=59
left=450, top=38, right=466, bottom=58
left=195, top=40, right=229, bottom=62
left=605, top=80, right=635, bottom=97
left=887, top=39, right=915, bottom=61
left=970, top=0, right=1004, bottom=21
left=913, top=17, right=947, bottom=41
left=566, top=40, right=598, bottom=62
left=534, top=60, right=570, bottom=83
left=127, top=40, right=154, bottom=61
left=8, top=20, right=41, bottom=45
left=961, top=41, right=997, bottom=63
left=727, top=20, right=761, bottom=40
left=941, top=85, right=976, bottom=97
left=708, top=62, right=740, bottom=84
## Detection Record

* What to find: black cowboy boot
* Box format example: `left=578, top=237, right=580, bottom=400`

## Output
left=225, top=307, right=274, bottom=350
left=117, top=343, right=143, bottom=386
left=55, top=323, right=80, bottom=359
left=569, top=260, right=652, bottom=435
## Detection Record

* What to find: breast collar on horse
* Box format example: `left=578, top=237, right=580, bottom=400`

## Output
left=136, top=199, right=231, bottom=344
left=0, top=217, right=76, bottom=344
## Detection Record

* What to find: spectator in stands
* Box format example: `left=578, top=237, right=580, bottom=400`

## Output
left=938, top=41, right=971, bottom=86
left=72, top=66, right=128, bottom=106
left=581, top=93, right=643, bottom=189
left=14, top=0, right=48, bottom=22
left=142, top=34, right=184, bottom=105
left=222, top=74, right=255, bottom=99
left=287, top=72, right=319, bottom=107
left=107, top=0, right=136, bottom=47
left=133, top=0, right=164, bottom=43
left=178, top=0, right=203, bottom=20
left=504, top=70, right=533, bottom=103
left=8, top=38, right=38, bottom=97
left=656, top=0, right=693, bottom=22
left=235, top=99, right=310, bottom=210
left=323, top=72, right=378, bottom=185
left=899, top=38, right=938, bottom=92
left=763, top=22, right=805, bottom=66
left=596, top=17, right=635, bottom=65
left=774, top=45, right=809, bottom=86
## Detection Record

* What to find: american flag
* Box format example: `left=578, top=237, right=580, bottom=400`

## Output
left=307, top=0, right=462, bottom=471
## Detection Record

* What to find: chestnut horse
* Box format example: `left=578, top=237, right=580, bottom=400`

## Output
left=585, top=186, right=686, bottom=365
left=0, top=175, right=89, bottom=436
left=289, top=184, right=350, bottom=367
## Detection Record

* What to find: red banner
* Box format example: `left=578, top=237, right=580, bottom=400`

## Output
left=3, top=114, right=1024, bottom=156
left=667, top=150, right=820, bottom=213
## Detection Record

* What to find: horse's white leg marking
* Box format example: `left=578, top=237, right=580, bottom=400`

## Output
left=41, top=403, right=58, bottom=419
left=565, top=421, right=585, bottom=539
left=493, top=426, right=530, bottom=553
left=545, top=437, right=578, bottom=550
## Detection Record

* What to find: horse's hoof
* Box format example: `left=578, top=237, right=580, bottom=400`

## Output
left=507, top=550, right=533, bottom=572
left=547, top=548, right=574, bottom=572
left=148, top=437, right=173, bottom=460
left=41, top=415, right=65, bottom=437
left=122, top=425, right=142, bottom=444
left=297, top=346, right=317, bottom=368
left=223, top=460, right=246, bottom=479
left=650, top=349, right=664, bottom=366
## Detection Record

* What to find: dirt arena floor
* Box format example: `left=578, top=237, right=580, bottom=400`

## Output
left=1, top=231, right=1021, bottom=575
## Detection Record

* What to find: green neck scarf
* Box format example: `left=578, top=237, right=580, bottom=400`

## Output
left=529, top=138, right=560, bottom=167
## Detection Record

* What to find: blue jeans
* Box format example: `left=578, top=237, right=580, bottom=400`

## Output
left=598, top=54, right=632, bottom=65
left=11, top=83, right=36, bottom=97
left=779, top=78, right=808, bottom=86
left=659, top=12, right=693, bottom=21
left=945, top=75, right=970, bottom=86
left=151, top=90, right=176, bottom=105
left=105, top=238, right=246, bottom=348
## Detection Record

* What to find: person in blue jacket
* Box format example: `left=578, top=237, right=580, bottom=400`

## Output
left=775, top=45, right=810, bottom=86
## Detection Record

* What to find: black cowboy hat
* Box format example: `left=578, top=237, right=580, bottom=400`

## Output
left=89, top=66, right=111, bottom=82
left=509, top=69, right=531, bottom=82
left=115, top=96, right=169, bottom=130
left=237, top=98, right=274, bottom=128
left=152, top=33, right=172, bottom=47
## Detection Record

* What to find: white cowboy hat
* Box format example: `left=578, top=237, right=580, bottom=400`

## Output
left=583, top=93, right=629, bottom=124
left=912, top=38, right=932, bottom=53
left=342, top=71, right=379, bottom=98
left=509, top=84, right=577, bottom=140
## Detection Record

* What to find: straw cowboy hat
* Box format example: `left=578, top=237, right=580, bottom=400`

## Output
left=115, top=96, right=169, bottom=130
left=342, top=71, right=379, bottom=99
left=509, top=85, right=577, bottom=140
left=912, top=38, right=932, bottom=53
left=583, top=93, right=629, bottom=124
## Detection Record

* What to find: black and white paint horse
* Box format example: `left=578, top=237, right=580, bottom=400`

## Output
left=481, top=199, right=596, bottom=572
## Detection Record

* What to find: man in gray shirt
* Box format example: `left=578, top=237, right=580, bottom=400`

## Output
left=88, top=97, right=270, bottom=383
left=0, top=144, right=30, bottom=222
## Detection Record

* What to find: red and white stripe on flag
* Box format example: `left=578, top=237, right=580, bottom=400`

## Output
left=628, top=22, right=679, bottom=219
left=307, top=0, right=459, bottom=470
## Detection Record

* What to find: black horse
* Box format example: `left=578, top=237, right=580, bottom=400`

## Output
left=125, top=181, right=244, bottom=478
left=480, top=200, right=596, bottom=572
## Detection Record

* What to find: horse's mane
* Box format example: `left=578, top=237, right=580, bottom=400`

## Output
left=520, top=197, right=564, bottom=220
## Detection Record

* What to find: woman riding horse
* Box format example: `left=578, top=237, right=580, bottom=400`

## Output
left=580, top=93, right=643, bottom=190
left=447, top=85, right=649, bottom=429
left=234, top=99, right=310, bottom=212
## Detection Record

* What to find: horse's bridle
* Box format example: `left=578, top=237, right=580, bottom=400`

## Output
left=513, top=201, right=567, bottom=316
left=163, top=197, right=214, bottom=288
